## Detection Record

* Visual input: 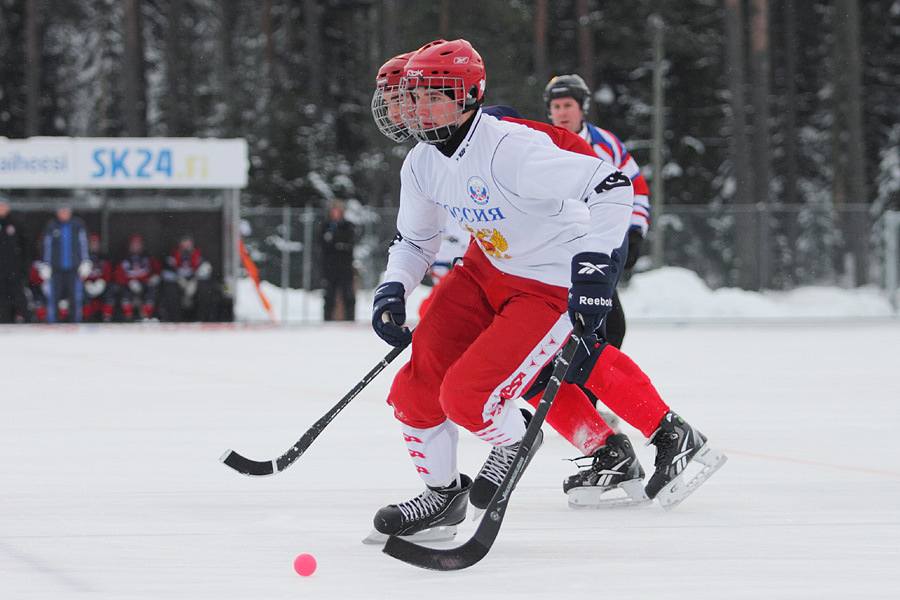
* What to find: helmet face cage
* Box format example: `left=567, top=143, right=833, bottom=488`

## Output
left=399, top=75, right=467, bottom=144
left=371, top=84, right=411, bottom=143
left=372, top=51, right=417, bottom=143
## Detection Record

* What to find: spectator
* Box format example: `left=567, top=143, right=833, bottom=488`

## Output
left=159, top=235, right=216, bottom=322
left=82, top=234, right=115, bottom=322
left=41, top=204, right=91, bottom=323
left=319, top=200, right=357, bottom=321
left=113, top=234, right=162, bottom=321
left=0, top=199, right=32, bottom=323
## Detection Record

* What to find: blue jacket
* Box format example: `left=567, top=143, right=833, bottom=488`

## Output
left=43, top=217, right=89, bottom=271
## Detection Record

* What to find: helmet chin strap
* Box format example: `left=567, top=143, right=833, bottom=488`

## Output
left=434, top=109, right=478, bottom=156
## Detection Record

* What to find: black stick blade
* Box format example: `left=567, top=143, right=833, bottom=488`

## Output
left=219, top=345, right=407, bottom=478
left=219, top=450, right=276, bottom=477
left=382, top=536, right=490, bottom=571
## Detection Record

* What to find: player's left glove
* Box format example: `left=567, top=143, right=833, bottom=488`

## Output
left=624, top=229, right=643, bottom=270
left=372, top=282, right=412, bottom=347
left=568, top=251, right=615, bottom=336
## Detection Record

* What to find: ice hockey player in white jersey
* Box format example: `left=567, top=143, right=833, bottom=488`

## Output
left=367, top=39, right=726, bottom=543
left=372, top=49, right=649, bottom=515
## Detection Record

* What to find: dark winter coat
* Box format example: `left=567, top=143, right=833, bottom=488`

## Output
left=0, top=215, right=31, bottom=281
left=319, top=219, right=357, bottom=280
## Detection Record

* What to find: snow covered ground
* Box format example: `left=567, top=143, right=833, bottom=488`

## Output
left=2, top=269, right=899, bottom=598
left=236, top=266, right=899, bottom=324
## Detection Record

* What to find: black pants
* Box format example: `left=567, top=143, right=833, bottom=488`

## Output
left=605, top=289, right=626, bottom=349
left=0, top=276, right=30, bottom=323
left=323, top=276, right=356, bottom=321
left=159, top=279, right=217, bottom=322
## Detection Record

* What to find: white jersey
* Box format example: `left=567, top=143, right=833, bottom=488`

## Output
left=384, top=109, right=634, bottom=295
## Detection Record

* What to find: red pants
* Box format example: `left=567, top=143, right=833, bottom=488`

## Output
left=387, top=244, right=571, bottom=432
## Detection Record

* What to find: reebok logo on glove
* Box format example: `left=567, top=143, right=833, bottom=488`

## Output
left=579, top=295, right=612, bottom=307
left=577, top=262, right=608, bottom=276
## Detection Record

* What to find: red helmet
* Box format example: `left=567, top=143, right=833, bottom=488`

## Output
left=401, top=39, right=486, bottom=143
left=372, top=52, right=415, bottom=143
left=404, top=39, right=485, bottom=108
left=376, top=51, right=414, bottom=90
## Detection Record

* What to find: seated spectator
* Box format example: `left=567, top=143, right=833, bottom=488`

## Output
left=159, top=235, right=217, bottom=322
left=82, top=234, right=115, bottom=322
left=113, top=234, right=161, bottom=321
left=28, top=258, right=48, bottom=323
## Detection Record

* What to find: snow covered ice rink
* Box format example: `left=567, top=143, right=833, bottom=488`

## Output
left=2, top=283, right=900, bottom=598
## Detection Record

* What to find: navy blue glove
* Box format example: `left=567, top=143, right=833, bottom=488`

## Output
left=563, top=332, right=606, bottom=385
left=372, top=282, right=412, bottom=347
left=567, top=251, right=615, bottom=336
left=624, top=229, right=643, bottom=270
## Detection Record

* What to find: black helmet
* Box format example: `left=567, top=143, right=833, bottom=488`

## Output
left=543, top=74, right=591, bottom=115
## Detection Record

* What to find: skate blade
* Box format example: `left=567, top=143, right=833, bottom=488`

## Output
left=361, top=524, right=459, bottom=546
left=567, top=478, right=652, bottom=509
left=655, top=444, right=728, bottom=511
left=470, top=506, right=485, bottom=521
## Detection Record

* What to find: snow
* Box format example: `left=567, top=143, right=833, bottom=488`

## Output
left=236, top=266, right=899, bottom=323
left=2, top=268, right=899, bottom=598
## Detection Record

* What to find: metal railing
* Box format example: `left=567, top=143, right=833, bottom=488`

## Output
left=240, top=202, right=898, bottom=318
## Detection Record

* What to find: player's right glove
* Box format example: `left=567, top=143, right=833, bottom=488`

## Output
left=565, top=252, right=615, bottom=385
left=372, top=281, right=412, bottom=347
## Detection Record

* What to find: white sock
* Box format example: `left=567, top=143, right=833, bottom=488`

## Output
left=472, top=402, right=525, bottom=447
left=401, top=419, right=460, bottom=488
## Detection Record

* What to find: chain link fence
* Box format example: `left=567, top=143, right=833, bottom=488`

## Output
left=240, top=202, right=898, bottom=314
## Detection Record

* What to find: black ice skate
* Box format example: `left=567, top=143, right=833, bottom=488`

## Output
left=362, top=474, right=472, bottom=545
left=563, top=433, right=651, bottom=508
left=470, top=409, right=543, bottom=511
left=645, top=412, right=727, bottom=510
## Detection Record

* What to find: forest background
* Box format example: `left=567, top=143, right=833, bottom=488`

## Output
left=1, top=0, right=899, bottom=291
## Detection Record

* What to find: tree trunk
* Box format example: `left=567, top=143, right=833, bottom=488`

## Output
left=440, top=0, right=450, bottom=36
left=218, top=2, right=239, bottom=134
left=725, top=0, right=757, bottom=290
left=263, top=0, right=277, bottom=82
left=165, top=0, right=190, bottom=135
left=122, top=0, right=148, bottom=137
left=833, top=0, right=868, bottom=284
left=576, top=0, right=595, bottom=121
left=25, top=0, right=41, bottom=136
left=781, top=0, right=799, bottom=206
left=649, top=13, right=665, bottom=269
left=304, top=0, right=322, bottom=107
left=533, top=0, right=548, bottom=88
left=748, top=0, right=771, bottom=288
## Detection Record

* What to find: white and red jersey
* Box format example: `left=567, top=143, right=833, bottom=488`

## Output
left=579, top=123, right=650, bottom=237
left=115, top=253, right=161, bottom=286
left=85, top=253, right=112, bottom=284
left=384, top=109, right=634, bottom=295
